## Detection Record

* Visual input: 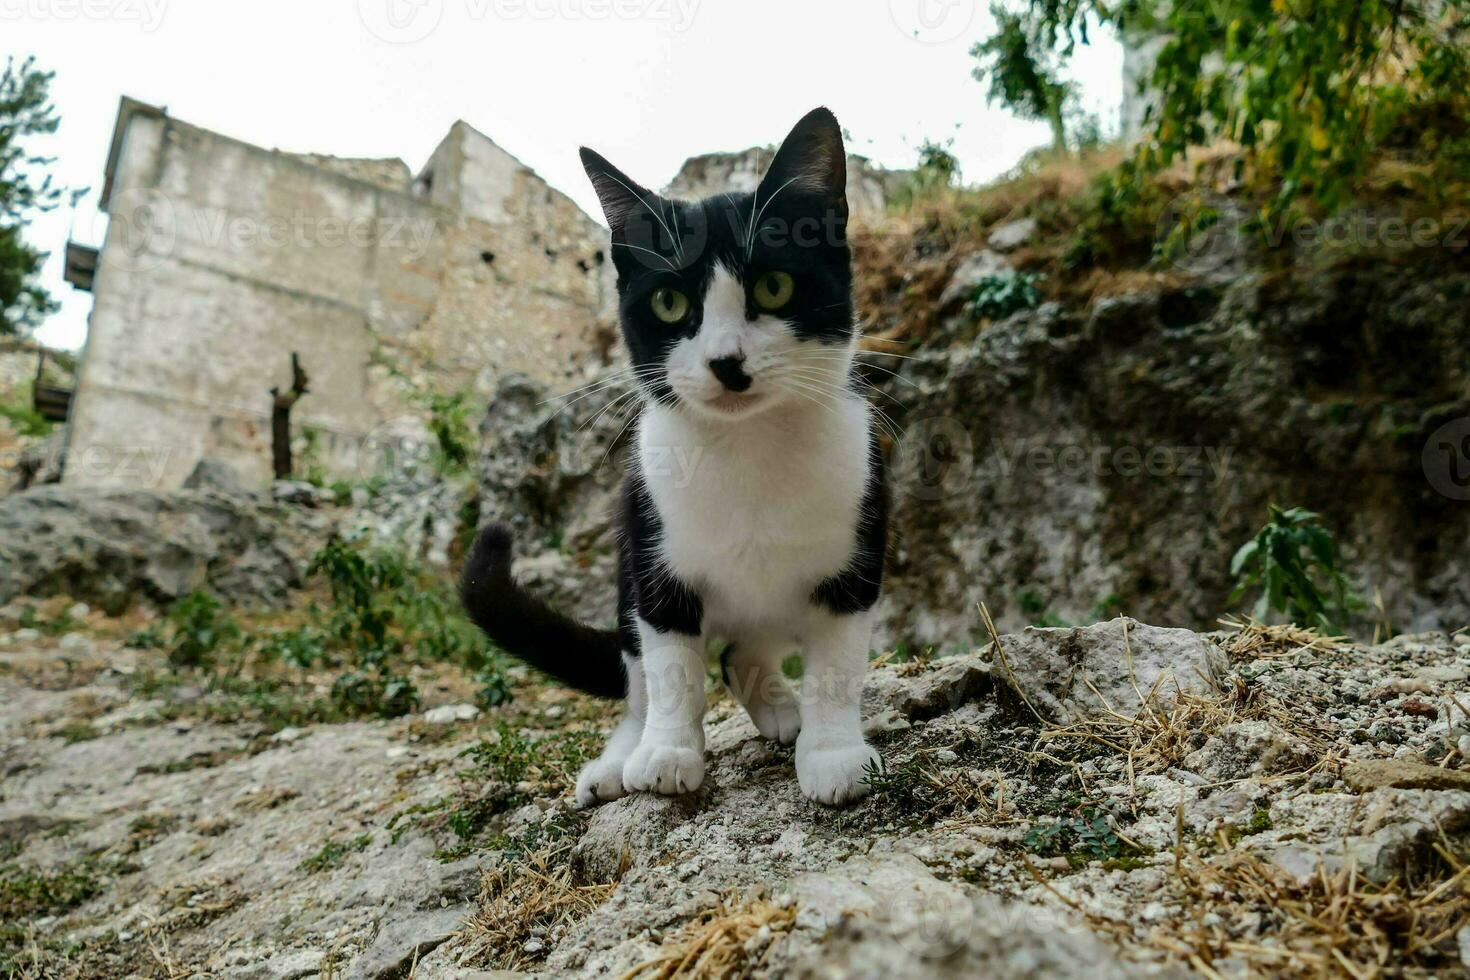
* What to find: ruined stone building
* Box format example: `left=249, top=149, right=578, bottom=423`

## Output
left=62, top=98, right=614, bottom=490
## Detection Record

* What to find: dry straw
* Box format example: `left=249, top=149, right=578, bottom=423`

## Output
left=621, top=892, right=797, bottom=980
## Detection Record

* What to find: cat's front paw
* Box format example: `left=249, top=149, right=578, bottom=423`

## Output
left=622, top=741, right=705, bottom=795
left=575, top=754, right=629, bottom=807
left=796, top=737, right=879, bottom=806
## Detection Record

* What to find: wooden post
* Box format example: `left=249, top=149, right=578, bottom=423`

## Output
left=270, top=352, right=310, bottom=479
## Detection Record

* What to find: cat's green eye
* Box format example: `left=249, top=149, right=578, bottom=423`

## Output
left=649, top=287, right=691, bottom=324
left=753, top=271, right=795, bottom=311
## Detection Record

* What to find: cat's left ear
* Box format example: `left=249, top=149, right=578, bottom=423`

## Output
left=757, top=107, right=848, bottom=219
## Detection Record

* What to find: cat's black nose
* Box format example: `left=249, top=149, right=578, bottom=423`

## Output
left=708, top=356, right=752, bottom=392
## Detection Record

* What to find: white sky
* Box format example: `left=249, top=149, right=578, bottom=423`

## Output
left=9, top=0, right=1122, bottom=350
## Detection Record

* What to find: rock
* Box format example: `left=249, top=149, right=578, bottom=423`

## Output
left=937, top=249, right=1009, bottom=308
left=1265, top=789, right=1470, bottom=884
left=423, top=703, right=481, bottom=724
left=776, top=856, right=1180, bottom=978
left=271, top=480, right=338, bottom=508
left=183, top=457, right=256, bottom=498
left=993, top=618, right=1227, bottom=723
left=1459, top=924, right=1470, bottom=970
left=346, top=904, right=470, bottom=980
left=987, top=217, right=1038, bottom=252
left=57, top=633, right=94, bottom=654
left=864, top=657, right=992, bottom=722
left=226, top=949, right=323, bottom=980
left=0, top=486, right=328, bottom=613
left=1183, top=721, right=1315, bottom=781
left=1343, top=759, right=1470, bottom=793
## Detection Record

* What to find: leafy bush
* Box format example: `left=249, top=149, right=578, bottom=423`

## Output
left=305, top=535, right=509, bottom=717
left=969, top=270, right=1043, bottom=320
left=426, top=390, right=476, bottom=474
left=164, top=591, right=240, bottom=669
left=975, top=1, right=1470, bottom=220
left=0, top=384, right=54, bottom=437
left=258, top=625, right=330, bottom=670
left=890, top=138, right=962, bottom=208
left=1230, top=505, right=1362, bottom=632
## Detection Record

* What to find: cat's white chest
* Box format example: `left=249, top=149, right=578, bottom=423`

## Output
left=638, top=399, right=871, bottom=629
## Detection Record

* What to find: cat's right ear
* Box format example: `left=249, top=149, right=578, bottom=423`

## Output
left=580, top=147, right=655, bottom=239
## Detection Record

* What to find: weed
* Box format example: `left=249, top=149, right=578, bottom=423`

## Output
left=258, top=625, right=330, bottom=670
left=0, top=863, right=100, bottom=919
left=1025, top=803, right=1145, bottom=866
left=17, top=604, right=79, bottom=636
left=425, top=390, right=476, bottom=475
left=1230, top=505, right=1363, bottom=632
left=165, top=591, right=240, bottom=669
left=969, top=269, right=1043, bottom=320
left=298, top=834, right=371, bottom=874
left=57, top=723, right=98, bottom=744
left=330, top=671, right=419, bottom=719
left=1018, top=589, right=1069, bottom=628
left=396, top=725, right=600, bottom=854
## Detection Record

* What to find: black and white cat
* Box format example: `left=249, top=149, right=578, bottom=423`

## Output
left=460, top=108, right=887, bottom=806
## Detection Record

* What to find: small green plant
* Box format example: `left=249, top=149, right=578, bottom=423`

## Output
left=425, top=390, right=476, bottom=475
left=297, top=834, right=371, bottom=873
left=330, top=671, right=419, bottom=718
left=17, top=604, right=79, bottom=636
left=969, top=270, right=1043, bottom=320
left=1025, top=805, right=1135, bottom=864
left=258, top=625, right=330, bottom=670
left=0, top=862, right=100, bottom=919
left=0, top=385, right=53, bottom=437
left=1230, top=505, right=1362, bottom=632
left=165, top=591, right=240, bottom=669
left=1017, top=589, right=1069, bottom=628
left=124, top=622, right=166, bottom=650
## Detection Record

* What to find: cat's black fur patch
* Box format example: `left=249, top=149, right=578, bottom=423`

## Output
left=812, top=429, right=889, bottom=615
left=620, top=476, right=704, bottom=639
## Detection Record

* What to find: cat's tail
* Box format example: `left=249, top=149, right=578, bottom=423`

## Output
left=459, top=523, right=627, bottom=699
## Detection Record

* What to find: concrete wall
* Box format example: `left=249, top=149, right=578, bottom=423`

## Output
left=64, top=101, right=612, bottom=490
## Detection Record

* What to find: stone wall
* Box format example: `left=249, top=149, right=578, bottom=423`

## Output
left=63, top=100, right=613, bottom=492
left=663, top=148, right=906, bottom=221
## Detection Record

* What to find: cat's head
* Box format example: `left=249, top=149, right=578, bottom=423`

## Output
left=580, top=107, right=853, bottom=423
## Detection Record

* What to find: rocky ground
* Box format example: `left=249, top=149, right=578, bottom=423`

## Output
left=4, top=612, right=1469, bottom=979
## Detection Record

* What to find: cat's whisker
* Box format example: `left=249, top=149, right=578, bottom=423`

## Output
left=596, top=398, right=645, bottom=473
left=746, top=175, right=801, bottom=258
left=578, top=384, right=646, bottom=434
left=786, top=351, right=920, bottom=391
left=539, top=368, right=637, bottom=406
left=610, top=241, right=677, bottom=272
